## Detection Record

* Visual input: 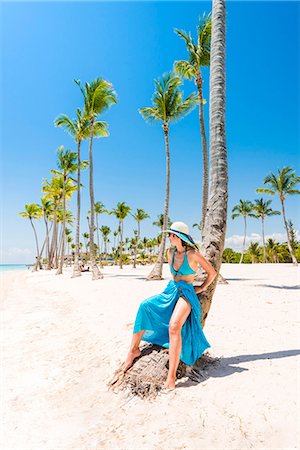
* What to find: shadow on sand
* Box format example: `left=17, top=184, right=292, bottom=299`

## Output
left=255, top=284, right=300, bottom=290
left=176, top=349, right=300, bottom=389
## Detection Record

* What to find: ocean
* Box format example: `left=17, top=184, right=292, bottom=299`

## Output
left=0, top=264, right=32, bottom=272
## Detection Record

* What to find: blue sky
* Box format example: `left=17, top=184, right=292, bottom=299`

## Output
left=1, top=1, right=299, bottom=263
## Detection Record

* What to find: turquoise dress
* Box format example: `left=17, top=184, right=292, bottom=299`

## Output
left=133, top=249, right=211, bottom=366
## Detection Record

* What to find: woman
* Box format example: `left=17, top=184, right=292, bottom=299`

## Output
left=122, top=221, right=217, bottom=391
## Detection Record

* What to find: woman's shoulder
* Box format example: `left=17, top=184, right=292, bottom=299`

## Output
left=186, top=247, right=201, bottom=262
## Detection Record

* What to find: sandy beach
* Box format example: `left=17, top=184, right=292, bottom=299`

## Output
left=1, top=263, right=299, bottom=450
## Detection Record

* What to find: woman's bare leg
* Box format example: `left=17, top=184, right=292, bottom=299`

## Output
left=121, top=330, right=144, bottom=372
left=165, top=297, right=191, bottom=389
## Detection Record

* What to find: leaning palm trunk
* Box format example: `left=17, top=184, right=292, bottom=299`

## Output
left=280, top=198, right=297, bottom=265
left=199, top=0, right=228, bottom=327
left=72, top=140, right=82, bottom=278
left=111, top=0, right=227, bottom=398
left=30, top=218, right=40, bottom=271
left=240, top=216, right=247, bottom=264
left=89, top=118, right=103, bottom=279
left=196, top=73, right=209, bottom=232
left=147, top=123, right=170, bottom=280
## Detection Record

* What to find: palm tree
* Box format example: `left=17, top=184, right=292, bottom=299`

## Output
left=232, top=200, right=256, bottom=264
left=110, top=202, right=131, bottom=269
left=51, top=146, right=80, bottom=275
left=265, top=238, right=290, bottom=263
left=257, top=167, right=300, bottom=265
left=19, top=204, right=43, bottom=271
left=42, top=176, right=70, bottom=270
left=200, top=0, right=228, bottom=326
left=54, top=107, right=90, bottom=278
left=252, top=198, right=280, bottom=263
left=131, top=208, right=150, bottom=268
left=100, top=225, right=111, bottom=260
left=139, top=72, right=198, bottom=280
left=75, top=77, right=117, bottom=279
left=174, top=13, right=212, bottom=231
left=94, top=201, right=107, bottom=266
left=247, top=242, right=261, bottom=263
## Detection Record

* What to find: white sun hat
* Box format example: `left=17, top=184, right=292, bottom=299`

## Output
left=162, top=221, right=198, bottom=248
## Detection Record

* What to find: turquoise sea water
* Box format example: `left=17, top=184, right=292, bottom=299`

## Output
left=0, top=264, right=31, bottom=272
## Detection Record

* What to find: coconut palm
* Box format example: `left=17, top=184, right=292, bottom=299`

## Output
left=174, top=13, right=212, bottom=231
left=54, top=107, right=90, bottom=278
left=252, top=198, right=280, bottom=263
left=19, top=204, right=43, bottom=271
left=100, top=225, right=111, bottom=260
left=110, top=202, right=131, bottom=269
left=50, top=146, right=81, bottom=275
left=257, top=167, right=300, bottom=265
left=131, top=209, right=150, bottom=268
left=75, top=77, right=117, bottom=279
left=42, top=176, right=71, bottom=269
left=139, top=72, right=198, bottom=280
left=200, top=0, right=228, bottom=326
left=231, top=200, right=256, bottom=264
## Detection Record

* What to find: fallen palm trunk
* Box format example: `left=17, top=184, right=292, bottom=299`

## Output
left=109, top=343, right=220, bottom=400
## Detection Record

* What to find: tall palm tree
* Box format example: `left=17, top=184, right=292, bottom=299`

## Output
left=232, top=200, right=256, bottom=264
left=139, top=72, right=198, bottom=280
left=201, top=0, right=228, bottom=327
left=54, top=107, right=90, bottom=278
left=252, top=198, right=280, bottom=263
left=75, top=77, right=117, bottom=279
left=174, top=13, right=212, bottom=231
left=257, top=167, right=300, bottom=265
left=19, top=204, right=43, bottom=271
left=94, top=201, right=107, bottom=266
left=131, top=208, right=150, bottom=268
left=100, top=225, right=111, bottom=260
left=110, top=202, right=131, bottom=269
left=51, top=146, right=80, bottom=275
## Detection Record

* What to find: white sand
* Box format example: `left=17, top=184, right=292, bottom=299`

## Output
left=1, top=263, right=299, bottom=450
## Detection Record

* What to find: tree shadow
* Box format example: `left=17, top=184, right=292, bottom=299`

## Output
left=225, top=278, right=264, bottom=281
left=256, top=284, right=300, bottom=290
left=176, top=349, right=300, bottom=389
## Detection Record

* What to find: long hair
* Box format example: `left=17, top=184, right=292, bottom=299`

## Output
left=180, top=237, right=199, bottom=250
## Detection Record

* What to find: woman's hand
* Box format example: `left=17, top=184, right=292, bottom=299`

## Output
left=195, top=286, right=207, bottom=295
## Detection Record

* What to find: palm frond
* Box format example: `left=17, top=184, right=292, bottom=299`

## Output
left=93, top=121, right=109, bottom=137
left=173, top=60, right=195, bottom=81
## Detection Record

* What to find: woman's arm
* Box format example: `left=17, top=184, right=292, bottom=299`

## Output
left=194, top=251, right=217, bottom=294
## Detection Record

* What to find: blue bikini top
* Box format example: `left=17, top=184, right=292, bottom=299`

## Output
left=170, top=248, right=197, bottom=276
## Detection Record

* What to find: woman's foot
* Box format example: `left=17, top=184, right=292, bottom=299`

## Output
left=121, top=348, right=141, bottom=372
left=163, top=377, right=176, bottom=390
